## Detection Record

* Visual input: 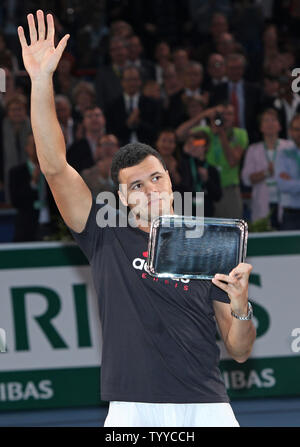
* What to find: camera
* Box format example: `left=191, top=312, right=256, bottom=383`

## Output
left=214, top=112, right=224, bottom=127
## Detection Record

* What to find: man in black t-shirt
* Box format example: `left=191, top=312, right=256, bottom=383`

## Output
left=18, top=11, right=256, bottom=427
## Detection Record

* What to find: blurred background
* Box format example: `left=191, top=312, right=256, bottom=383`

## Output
left=0, top=0, right=300, bottom=427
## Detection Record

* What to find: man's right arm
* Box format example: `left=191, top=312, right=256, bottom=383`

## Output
left=18, top=10, right=92, bottom=233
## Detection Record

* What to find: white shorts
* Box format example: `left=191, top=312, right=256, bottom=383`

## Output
left=104, top=401, right=240, bottom=427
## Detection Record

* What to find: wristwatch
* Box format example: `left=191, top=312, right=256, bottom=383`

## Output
left=231, top=301, right=253, bottom=321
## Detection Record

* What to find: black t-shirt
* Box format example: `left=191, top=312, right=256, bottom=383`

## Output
left=71, top=199, right=231, bottom=403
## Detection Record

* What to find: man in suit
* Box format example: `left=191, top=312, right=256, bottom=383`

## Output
left=67, top=105, right=106, bottom=173
left=127, top=35, right=155, bottom=82
left=106, top=66, right=162, bottom=146
left=95, top=36, right=129, bottom=114
left=9, top=133, right=57, bottom=241
left=210, top=53, right=262, bottom=143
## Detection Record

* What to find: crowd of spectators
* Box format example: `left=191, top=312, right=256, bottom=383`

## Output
left=1, top=0, right=300, bottom=241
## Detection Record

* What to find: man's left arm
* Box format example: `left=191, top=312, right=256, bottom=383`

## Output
left=212, top=263, right=256, bottom=363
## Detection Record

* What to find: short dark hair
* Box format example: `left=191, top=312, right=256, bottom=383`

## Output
left=111, top=142, right=167, bottom=188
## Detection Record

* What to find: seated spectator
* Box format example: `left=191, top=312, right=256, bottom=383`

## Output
left=203, top=53, right=227, bottom=92
left=183, top=61, right=208, bottom=103
left=210, top=53, right=262, bottom=143
left=127, top=35, right=155, bottom=81
left=155, top=129, right=182, bottom=192
left=180, top=131, right=222, bottom=217
left=191, top=103, right=248, bottom=219
left=81, top=134, right=119, bottom=198
left=0, top=30, right=19, bottom=74
left=275, top=114, right=300, bottom=230
left=161, top=64, right=185, bottom=128
left=95, top=36, right=129, bottom=113
left=172, top=47, right=190, bottom=85
left=55, top=95, right=77, bottom=149
left=269, top=71, right=300, bottom=140
left=53, top=52, right=78, bottom=102
left=67, top=105, right=106, bottom=173
left=106, top=66, right=162, bottom=146
left=242, top=108, right=293, bottom=228
left=1, top=94, right=31, bottom=203
left=195, top=13, right=229, bottom=63
left=153, top=41, right=172, bottom=85
left=71, top=81, right=97, bottom=124
left=8, top=133, right=57, bottom=242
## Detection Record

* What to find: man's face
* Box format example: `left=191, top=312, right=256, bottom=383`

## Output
left=118, top=155, right=173, bottom=225
left=290, top=118, right=300, bottom=147
left=83, top=107, right=106, bottom=133
left=122, top=68, right=142, bottom=96
left=226, top=59, right=245, bottom=83
left=156, top=132, right=176, bottom=156
left=95, top=135, right=119, bottom=161
left=128, top=36, right=142, bottom=61
left=184, top=65, right=202, bottom=90
left=109, top=39, right=128, bottom=66
left=208, top=55, right=226, bottom=79
left=56, top=100, right=71, bottom=123
left=7, top=102, right=27, bottom=124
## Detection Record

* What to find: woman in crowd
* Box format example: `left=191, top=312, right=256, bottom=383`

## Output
left=155, top=129, right=183, bottom=193
left=241, top=108, right=293, bottom=228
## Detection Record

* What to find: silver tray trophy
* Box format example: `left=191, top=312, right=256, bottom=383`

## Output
left=146, top=215, right=248, bottom=280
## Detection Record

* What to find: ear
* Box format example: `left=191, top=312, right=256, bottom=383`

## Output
left=118, top=188, right=128, bottom=207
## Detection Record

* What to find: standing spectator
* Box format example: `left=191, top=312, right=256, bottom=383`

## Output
left=155, top=129, right=182, bottom=193
left=67, top=106, right=106, bottom=173
left=183, top=61, right=207, bottom=100
left=127, top=35, right=155, bottom=81
left=81, top=134, right=119, bottom=197
left=275, top=114, right=300, bottom=230
left=191, top=104, right=248, bottom=219
left=106, top=66, right=162, bottom=146
left=95, top=36, right=129, bottom=113
left=161, top=64, right=185, bottom=128
left=55, top=95, right=77, bottom=149
left=210, top=53, right=262, bottom=143
left=242, top=108, right=293, bottom=227
left=8, top=133, right=57, bottom=241
left=153, top=41, right=172, bottom=85
left=181, top=131, right=222, bottom=217
left=1, top=94, right=31, bottom=203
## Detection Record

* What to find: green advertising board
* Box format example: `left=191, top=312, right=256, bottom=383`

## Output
left=0, top=232, right=300, bottom=410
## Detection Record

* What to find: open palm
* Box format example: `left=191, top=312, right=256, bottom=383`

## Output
left=18, top=10, right=69, bottom=79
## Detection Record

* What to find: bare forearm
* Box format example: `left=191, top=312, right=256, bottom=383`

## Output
left=226, top=318, right=256, bottom=363
left=31, top=76, right=67, bottom=175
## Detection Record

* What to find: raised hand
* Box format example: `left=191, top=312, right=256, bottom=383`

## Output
left=17, top=10, right=70, bottom=79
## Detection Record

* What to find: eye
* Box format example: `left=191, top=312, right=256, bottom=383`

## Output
left=132, top=183, right=141, bottom=190
left=152, top=176, right=161, bottom=182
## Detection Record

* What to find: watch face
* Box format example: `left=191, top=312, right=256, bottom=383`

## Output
left=147, top=215, right=248, bottom=280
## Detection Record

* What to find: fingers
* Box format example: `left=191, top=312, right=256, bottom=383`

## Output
left=27, top=13, right=37, bottom=45
left=37, top=10, right=46, bottom=40
left=213, top=273, right=237, bottom=285
left=17, top=26, right=28, bottom=48
left=46, top=13, right=55, bottom=43
left=55, top=34, right=70, bottom=59
left=230, top=262, right=253, bottom=277
left=211, top=277, right=229, bottom=293
left=25, top=11, right=55, bottom=45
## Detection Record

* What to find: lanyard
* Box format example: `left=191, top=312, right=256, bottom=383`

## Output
left=189, top=157, right=208, bottom=192
left=263, top=139, right=279, bottom=164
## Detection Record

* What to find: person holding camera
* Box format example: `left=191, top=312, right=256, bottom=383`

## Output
left=181, top=131, right=222, bottom=217
left=191, top=103, right=248, bottom=219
